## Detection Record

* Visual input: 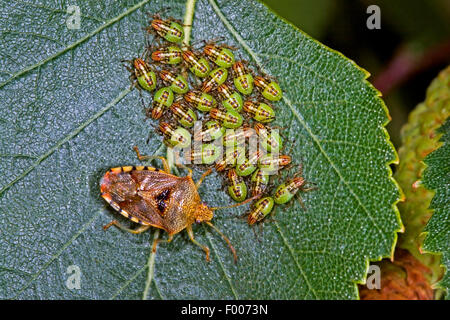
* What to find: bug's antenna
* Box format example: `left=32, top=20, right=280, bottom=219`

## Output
left=189, top=39, right=206, bottom=50
left=205, top=221, right=237, bottom=263
left=210, top=194, right=260, bottom=211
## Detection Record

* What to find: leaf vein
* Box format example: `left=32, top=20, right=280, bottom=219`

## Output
left=0, top=88, right=130, bottom=197
left=11, top=212, right=100, bottom=298
left=273, top=221, right=318, bottom=299
left=205, top=228, right=239, bottom=299
left=0, top=0, right=151, bottom=89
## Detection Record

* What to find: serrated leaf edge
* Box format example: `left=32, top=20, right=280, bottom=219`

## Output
left=418, top=122, right=449, bottom=296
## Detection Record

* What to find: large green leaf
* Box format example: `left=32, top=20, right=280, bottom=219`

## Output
left=422, top=118, right=450, bottom=299
left=0, top=0, right=401, bottom=299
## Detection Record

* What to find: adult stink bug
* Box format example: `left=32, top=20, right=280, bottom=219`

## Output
left=101, top=147, right=258, bottom=262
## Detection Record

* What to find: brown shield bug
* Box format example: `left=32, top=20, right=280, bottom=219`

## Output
left=100, top=147, right=257, bottom=262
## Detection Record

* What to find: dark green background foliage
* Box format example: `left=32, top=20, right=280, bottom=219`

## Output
left=423, top=119, right=450, bottom=298
left=0, top=0, right=401, bottom=299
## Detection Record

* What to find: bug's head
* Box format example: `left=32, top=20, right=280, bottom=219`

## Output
left=194, top=203, right=214, bottom=224
left=203, top=44, right=215, bottom=56
left=133, top=58, right=147, bottom=70
left=247, top=212, right=258, bottom=225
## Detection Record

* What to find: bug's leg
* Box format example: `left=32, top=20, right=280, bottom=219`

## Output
left=295, top=184, right=318, bottom=211
left=176, top=163, right=193, bottom=177
left=189, top=39, right=205, bottom=50
left=239, top=210, right=249, bottom=219
left=186, top=225, right=210, bottom=262
left=195, top=168, right=213, bottom=188
left=178, top=57, right=191, bottom=81
left=222, top=43, right=238, bottom=50
left=174, top=152, right=193, bottom=177
left=194, top=76, right=202, bottom=88
left=149, top=233, right=173, bottom=256
left=103, top=220, right=151, bottom=234
left=251, top=223, right=263, bottom=243
left=296, top=195, right=307, bottom=211
left=200, top=36, right=225, bottom=46
left=133, top=146, right=170, bottom=172
left=270, top=125, right=287, bottom=139
left=122, top=64, right=134, bottom=73
left=146, top=12, right=160, bottom=19
left=126, top=72, right=135, bottom=82
left=301, top=179, right=318, bottom=193
left=264, top=207, right=278, bottom=223
left=284, top=198, right=295, bottom=209
left=302, top=186, right=318, bottom=192
left=160, top=12, right=188, bottom=26
left=151, top=231, right=160, bottom=253
left=143, top=37, right=155, bottom=61
left=134, top=85, right=146, bottom=109
left=259, top=223, right=264, bottom=239
left=205, top=221, right=237, bottom=263
left=128, top=76, right=140, bottom=94
left=294, top=163, right=304, bottom=177
left=252, top=225, right=259, bottom=240
left=145, top=125, right=160, bottom=143
left=143, top=25, right=152, bottom=36
left=182, top=68, right=190, bottom=82
left=154, top=7, right=170, bottom=17
left=155, top=234, right=174, bottom=246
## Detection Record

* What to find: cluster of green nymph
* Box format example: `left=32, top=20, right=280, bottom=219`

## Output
left=124, top=11, right=315, bottom=225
